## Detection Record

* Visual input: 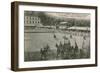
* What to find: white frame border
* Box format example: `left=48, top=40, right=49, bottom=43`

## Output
left=18, top=5, right=96, bottom=68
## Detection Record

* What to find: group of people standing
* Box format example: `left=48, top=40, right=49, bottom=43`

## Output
left=40, top=33, right=90, bottom=60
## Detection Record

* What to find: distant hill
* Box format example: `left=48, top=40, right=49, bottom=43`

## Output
left=38, top=12, right=90, bottom=27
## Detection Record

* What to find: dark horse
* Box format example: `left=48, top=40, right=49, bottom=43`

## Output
left=40, top=45, right=50, bottom=60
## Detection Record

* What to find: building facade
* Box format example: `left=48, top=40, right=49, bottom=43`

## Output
left=24, top=11, right=43, bottom=31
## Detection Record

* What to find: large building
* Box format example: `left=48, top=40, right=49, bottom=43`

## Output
left=24, top=11, right=43, bottom=31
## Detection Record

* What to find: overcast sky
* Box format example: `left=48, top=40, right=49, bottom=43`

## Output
left=45, top=12, right=90, bottom=20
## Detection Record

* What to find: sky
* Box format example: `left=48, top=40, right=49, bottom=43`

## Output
left=45, top=12, right=90, bottom=20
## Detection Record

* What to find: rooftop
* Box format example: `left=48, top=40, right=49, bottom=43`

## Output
left=68, top=26, right=90, bottom=31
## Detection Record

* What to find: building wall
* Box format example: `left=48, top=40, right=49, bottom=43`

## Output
left=24, top=16, right=41, bottom=25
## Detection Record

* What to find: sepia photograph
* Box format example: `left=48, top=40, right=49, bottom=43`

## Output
left=24, top=11, right=90, bottom=61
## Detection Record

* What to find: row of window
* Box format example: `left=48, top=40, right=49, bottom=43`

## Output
left=24, top=16, right=40, bottom=20
left=24, top=20, right=40, bottom=24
